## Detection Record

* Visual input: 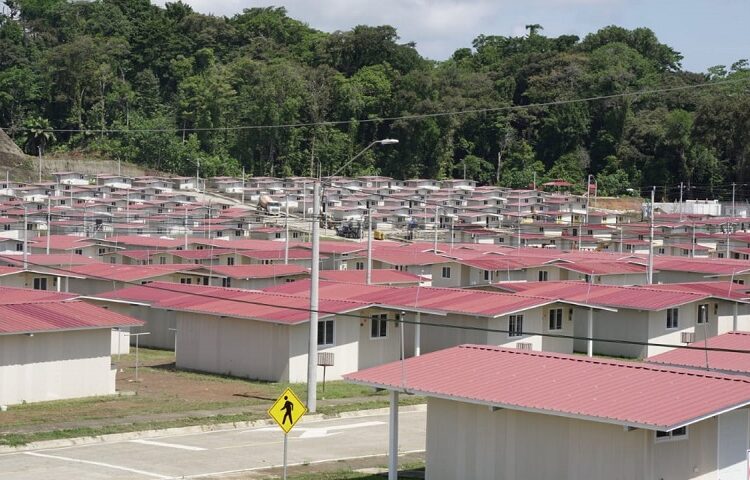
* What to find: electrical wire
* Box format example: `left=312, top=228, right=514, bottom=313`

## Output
left=4, top=77, right=749, bottom=134
left=5, top=254, right=750, bottom=356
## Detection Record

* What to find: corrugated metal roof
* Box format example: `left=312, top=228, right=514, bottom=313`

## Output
left=345, top=344, right=750, bottom=430
left=0, top=299, right=143, bottom=334
left=207, top=264, right=309, bottom=279
left=319, top=270, right=422, bottom=284
left=67, top=263, right=202, bottom=281
left=647, top=332, right=750, bottom=374
left=0, top=286, right=76, bottom=304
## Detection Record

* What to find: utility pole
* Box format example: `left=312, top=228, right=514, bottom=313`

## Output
left=284, top=195, right=289, bottom=265
left=648, top=187, right=655, bottom=284
left=37, top=146, right=42, bottom=183
left=241, top=167, right=245, bottom=205
left=678, top=181, right=684, bottom=222
left=184, top=207, right=189, bottom=250
left=195, top=159, right=200, bottom=193
left=23, top=205, right=28, bottom=270
left=46, top=197, right=51, bottom=254
left=433, top=206, right=439, bottom=252
left=307, top=181, right=321, bottom=413
left=732, top=182, right=736, bottom=218
left=366, top=207, right=373, bottom=285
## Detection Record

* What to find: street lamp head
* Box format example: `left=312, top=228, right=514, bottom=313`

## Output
left=377, top=138, right=399, bottom=145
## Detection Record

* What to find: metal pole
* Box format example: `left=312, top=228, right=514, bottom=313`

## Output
left=241, top=167, right=245, bottom=205
left=648, top=187, right=655, bottom=284
left=587, top=307, right=593, bottom=357
left=388, top=390, right=399, bottom=480
left=184, top=207, right=188, bottom=250
left=450, top=216, right=454, bottom=251
left=585, top=174, right=591, bottom=224
left=732, top=182, right=736, bottom=218
left=307, top=181, right=320, bottom=412
left=135, top=333, right=140, bottom=381
left=37, top=146, right=42, bottom=183
left=46, top=197, right=51, bottom=254
left=366, top=207, right=373, bottom=285
left=283, top=433, right=288, bottom=480
left=23, top=206, right=28, bottom=270
left=196, top=159, right=200, bottom=193
left=414, top=312, right=421, bottom=357
left=284, top=196, right=289, bottom=265
left=433, top=206, right=439, bottom=252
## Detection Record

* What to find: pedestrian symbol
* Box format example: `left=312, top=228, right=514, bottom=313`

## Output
left=268, top=387, right=307, bottom=433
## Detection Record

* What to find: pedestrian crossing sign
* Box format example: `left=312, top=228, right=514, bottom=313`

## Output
left=268, top=387, right=307, bottom=433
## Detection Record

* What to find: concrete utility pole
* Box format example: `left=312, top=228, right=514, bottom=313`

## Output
left=433, top=206, right=439, bottom=252
left=23, top=205, right=28, bottom=270
left=46, top=197, right=51, bottom=254
left=732, top=182, right=736, bottom=218
left=647, top=187, right=655, bottom=284
left=307, top=181, right=321, bottom=413
left=195, top=159, right=200, bottom=193
left=678, top=181, right=684, bottom=222
left=284, top=196, right=289, bottom=265
left=241, top=167, right=245, bottom=205
left=184, top=207, right=189, bottom=250
left=366, top=207, right=373, bottom=285
left=37, top=146, right=42, bottom=183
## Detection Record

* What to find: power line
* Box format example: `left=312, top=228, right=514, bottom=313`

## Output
left=7, top=255, right=750, bottom=356
left=4, top=77, right=749, bottom=134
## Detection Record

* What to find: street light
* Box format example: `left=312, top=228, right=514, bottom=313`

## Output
left=307, top=138, right=398, bottom=413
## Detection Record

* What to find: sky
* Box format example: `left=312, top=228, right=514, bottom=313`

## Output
left=153, top=0, right=750, bottom=73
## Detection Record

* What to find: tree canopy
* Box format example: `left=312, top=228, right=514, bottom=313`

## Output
left=1, top=0, right=748, bottom=199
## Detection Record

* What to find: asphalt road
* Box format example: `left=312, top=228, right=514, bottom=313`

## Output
left=0, top=409, right=426, bottom=480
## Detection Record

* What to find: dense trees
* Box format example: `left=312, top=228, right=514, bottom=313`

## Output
left=0, top=0, right=748, bottom=199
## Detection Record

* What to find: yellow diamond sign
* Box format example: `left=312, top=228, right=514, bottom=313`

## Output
left=268, top=387, right=307, bottom=433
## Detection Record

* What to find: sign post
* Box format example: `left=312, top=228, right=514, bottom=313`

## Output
left=268, top=387, right=307, bottom=480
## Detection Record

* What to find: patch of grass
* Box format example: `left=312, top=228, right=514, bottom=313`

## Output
left=0, top=412, right=262, bottom=447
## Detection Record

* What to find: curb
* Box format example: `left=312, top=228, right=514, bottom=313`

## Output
left=0, top=404, right=426, bottom=453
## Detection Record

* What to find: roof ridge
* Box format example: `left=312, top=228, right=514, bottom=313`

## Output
left=459, top=344, right=750, bottom=384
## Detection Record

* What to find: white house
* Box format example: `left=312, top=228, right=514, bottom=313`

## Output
left=346, top=344, right=750, bottom=480
left=0, top=287, right=142, bottom=406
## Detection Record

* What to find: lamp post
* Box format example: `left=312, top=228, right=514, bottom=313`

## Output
left=307, top=138, right=398, bottom=413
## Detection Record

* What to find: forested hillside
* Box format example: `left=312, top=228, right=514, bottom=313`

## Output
left=1, top=0, right=748, bottom=198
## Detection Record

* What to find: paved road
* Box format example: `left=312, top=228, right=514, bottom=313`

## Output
left=0, top=409, right=426, bottom=480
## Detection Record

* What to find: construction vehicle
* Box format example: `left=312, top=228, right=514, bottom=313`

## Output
left=257, top=195, right=281, bottom=215
left=336, top=220, right=362, bottom=239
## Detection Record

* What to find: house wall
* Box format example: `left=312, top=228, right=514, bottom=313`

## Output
left=176, top=312, right=291, bottom=382
left=0, top=329, right=115, bottom=405
left=573, top=308, right=650, bottom=358
left=287, top=309, right=403, bottom=383
left=425, top=397, right=725, bottom=480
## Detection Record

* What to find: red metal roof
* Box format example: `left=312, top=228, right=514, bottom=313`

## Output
left=0, top=299, right=142, bottom=334
left=0, top=286, right=76, bottom=304
left=648, top=332, right=750, bottom=374
left=66, top=263, right=202, bottom=282
left=206, top=264, right=309, bottom=279
left=345, top=344, right=750, bottom=430
left=94, top=281, right=367, bottom=325
left=318, top=269, right=423, bottom=285
left=0, top=254, right=102, bottom=267
left=494, top=281, right=719, bottom=310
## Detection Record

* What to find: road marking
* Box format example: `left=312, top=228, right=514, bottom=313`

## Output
left=129, top=439, right=207, bottom=451
left=180, top=449, right=426, bottom=479
left=23, top=451, right=171, bottom=479
left=253, top=420, right=385, bottom=438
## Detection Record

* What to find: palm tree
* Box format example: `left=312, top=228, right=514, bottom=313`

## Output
left=23, top=116, right=55, bottom=155
left=525, top=24, right=544, bottom=36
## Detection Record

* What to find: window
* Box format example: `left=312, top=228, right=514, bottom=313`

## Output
left=16, top=243, right=23, bottom=251
left=538, top=270, right=549, bottom=282
left=655, top=426, right=687, bottom=442
left=235, top=230, right=242, bottom=237
left=441, top=266, right=451, bottom=279
left=509, top=315, right=523, bottom=337
left=275, top=232, right=282, bottom=239
left=371, top=314, right=388, bottom=338
left=227, top=257, right=235, bottom=266
left=697, top=304, right=709, bottom=324
left=3, top=224, right=9, bottom=231
left=317, top=319, right=334, bottom=346
left=658, top=247, right=665, bottom=254
left=666, top=308, right=679, bottom=329
left=98, top=248, right=106, bottom=255
left=216, top=231, right=223, bottom=238
left=548, top=308, right=563, bottom=330
left=355, top=261, right=365, bottom=270
left=222, top=278, right=231, bottom=288
left=180, top=278, right=192, bottom=285
left=159, top=256, right=167, bottom=265
left=733, top=279, right=745, bottom=285
left=484, top=270, right=491, bottom=281
left=33, top=277, right=47, bottom=290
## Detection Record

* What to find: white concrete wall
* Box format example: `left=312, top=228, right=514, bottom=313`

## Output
left=425, top=397, right=723, bottom=480
left=573, top=308, right=650, bottom=358
left=0, top=329, right=115, bottom=405
left=287, top=309, right=403, bottom=383
left=176, top=312, right=291, bottom=382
